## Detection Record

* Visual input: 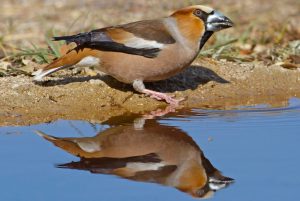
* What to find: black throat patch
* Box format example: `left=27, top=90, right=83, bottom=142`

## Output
left=199, top=31, right=213, bottom=50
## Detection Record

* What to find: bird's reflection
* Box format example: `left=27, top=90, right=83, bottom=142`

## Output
left=36, top=107, right=233, bottom=198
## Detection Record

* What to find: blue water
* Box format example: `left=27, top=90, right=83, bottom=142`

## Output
left=1, top=98, right=300, bottom=201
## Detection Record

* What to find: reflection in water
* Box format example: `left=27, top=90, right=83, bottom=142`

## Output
left=36, top=112, right=233, bottom=198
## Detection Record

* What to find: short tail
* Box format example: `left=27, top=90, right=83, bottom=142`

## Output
left=32, top=48, right=88, bottom=81
left=33, top=32, right=94, bottom=81
left=34, top=130, right=81, bottom=155
left=34, top=130, right=100, bottom=158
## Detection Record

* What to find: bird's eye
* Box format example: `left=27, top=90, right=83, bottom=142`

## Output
left=194, top=9, right=209, bottom=21
left=194, top=9, right=204, bottom=18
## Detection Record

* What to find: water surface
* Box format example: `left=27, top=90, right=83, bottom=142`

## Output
left=1, top=98, right=300, bottom=201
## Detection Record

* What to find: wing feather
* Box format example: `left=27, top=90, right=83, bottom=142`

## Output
left=53, top=20, right=175, bottom=58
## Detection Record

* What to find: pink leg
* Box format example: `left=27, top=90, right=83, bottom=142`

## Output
left=143, top=105, right=177, bottom=119
left=133, top=79, right=185, bottom=105
left=143, top=89, right=185, bottom=105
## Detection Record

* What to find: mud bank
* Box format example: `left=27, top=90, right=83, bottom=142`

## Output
left=1, top=58, right=299, bottom=126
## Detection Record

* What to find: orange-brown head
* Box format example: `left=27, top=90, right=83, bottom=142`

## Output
left=171, top=5, right=234, bottom=49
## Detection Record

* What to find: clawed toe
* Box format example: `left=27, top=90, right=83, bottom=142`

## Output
left=133, top=80, right=186, bottom=105
left=153, top=93, right=184, bottom=106
left=150, top=95, right=163, bottom=100
left=165, top=97, right=182, bottom=106
left=140, top=88, right=185, bottom=105
left=143, top=105, right=177, bottom=119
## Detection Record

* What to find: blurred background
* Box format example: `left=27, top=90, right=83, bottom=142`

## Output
left=0, top=0, right=299, bottom=75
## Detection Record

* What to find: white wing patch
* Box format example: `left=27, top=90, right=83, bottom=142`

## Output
left=76, top=56, right=100, bottom=67
left=124, top=37, right=164, bottom=49
left=76, top=141, right=102, bottom=153
left=126, top=162, right=165, bottom=171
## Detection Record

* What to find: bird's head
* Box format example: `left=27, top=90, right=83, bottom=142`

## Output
left=171, top=5, right=234, bottom=49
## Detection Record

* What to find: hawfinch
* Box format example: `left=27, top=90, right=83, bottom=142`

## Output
left=35, top=118, right=233, bottom=198
left=33, top=5, right=234, bottom=105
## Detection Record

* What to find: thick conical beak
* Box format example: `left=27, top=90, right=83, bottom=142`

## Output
left=206, top=11, right=234, bottom=32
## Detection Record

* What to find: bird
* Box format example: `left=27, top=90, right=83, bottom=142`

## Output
left=33, top=5, right=234, bottom=105
left=35, top=116, right=233, bottom=198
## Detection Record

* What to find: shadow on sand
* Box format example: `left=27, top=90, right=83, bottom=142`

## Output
left=35, top=65, right=229, bottom=93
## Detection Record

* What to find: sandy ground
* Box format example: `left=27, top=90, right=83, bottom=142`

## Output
left=1, top=58, right=299, bottom=126
left=0, top=0, right=299, bottom=126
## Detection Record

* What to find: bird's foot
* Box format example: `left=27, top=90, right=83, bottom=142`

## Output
left=143, top=105, right=177, bottom=119
left=143, top=89, right=185, bottom=106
